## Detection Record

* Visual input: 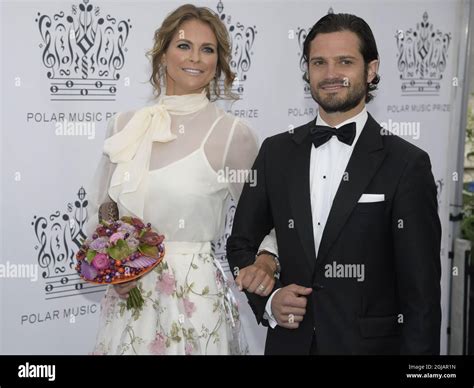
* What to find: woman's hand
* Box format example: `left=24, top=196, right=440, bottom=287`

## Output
left=113, top=280, right=137, bottom=299
left=235, top=253, right=277, bottom=297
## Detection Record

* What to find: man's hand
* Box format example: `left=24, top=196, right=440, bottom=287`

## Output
left=271, top=284, right=312, bottom=329
left=113, top=280, right=137, bottom=299
left=235, top=253, right=277, bottom=297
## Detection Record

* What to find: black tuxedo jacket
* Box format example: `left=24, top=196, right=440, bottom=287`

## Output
left=227, top=113, right=441, bottom=355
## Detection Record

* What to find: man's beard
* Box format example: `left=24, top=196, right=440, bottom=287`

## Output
left=311, top=73, right=367, bottom=113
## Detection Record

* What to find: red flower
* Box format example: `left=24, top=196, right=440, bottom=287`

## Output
left=139, top=231, right=163, bottom=246
left=96, top=226, right=108, bottom=237
left=131, top=218, right=145, bottom=229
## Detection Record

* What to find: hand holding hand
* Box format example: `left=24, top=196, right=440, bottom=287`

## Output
left=235, top=253, right=277, bottom=297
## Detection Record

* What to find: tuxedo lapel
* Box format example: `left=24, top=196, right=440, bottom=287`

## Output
left=288, top=121, right=317, bottom=272
left=316, top=113, right=387, bottom=266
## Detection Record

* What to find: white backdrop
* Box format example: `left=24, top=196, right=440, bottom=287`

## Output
left=0, top=0, right=467, bottom=354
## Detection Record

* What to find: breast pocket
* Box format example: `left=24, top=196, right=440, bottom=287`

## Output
left=348, top=201, right=387, bottom=235
left=353, top=201, right=385, bottom=214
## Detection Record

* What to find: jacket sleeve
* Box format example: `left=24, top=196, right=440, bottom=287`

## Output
left=226, top=138, right=282, bottom=325
left=392, top=150, right=442, bottom=354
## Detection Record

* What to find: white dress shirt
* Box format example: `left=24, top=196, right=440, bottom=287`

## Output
left=264, top=108, right=368, bottom=328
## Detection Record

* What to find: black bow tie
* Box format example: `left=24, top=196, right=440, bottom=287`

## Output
left=311, top=122, right=356, bottom=148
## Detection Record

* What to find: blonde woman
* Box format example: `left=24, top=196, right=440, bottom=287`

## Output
left=87, top=4, right=278, bottom=355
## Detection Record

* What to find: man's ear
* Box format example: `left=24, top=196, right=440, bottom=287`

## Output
left=367, top=59, right=379, bottom=83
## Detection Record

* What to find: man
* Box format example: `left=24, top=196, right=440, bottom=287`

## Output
left=227, top=13, right=441, bottom=355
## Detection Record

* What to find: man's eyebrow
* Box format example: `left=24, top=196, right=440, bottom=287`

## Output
left=309, top=55, right=358, bottom=61
left=336, top=55, right=357, bottom=60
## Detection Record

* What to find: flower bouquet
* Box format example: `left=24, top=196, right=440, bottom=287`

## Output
left=75, top=216, right=165, bottom=311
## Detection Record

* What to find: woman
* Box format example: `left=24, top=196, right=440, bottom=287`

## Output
left=87, top=4, right=278, bottom=355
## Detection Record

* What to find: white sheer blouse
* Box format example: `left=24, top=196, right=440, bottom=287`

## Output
left=85, top=99, right=277, bottom=254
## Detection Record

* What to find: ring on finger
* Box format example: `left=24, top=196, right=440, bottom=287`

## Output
left=288, top=314, right=295, bottom=324
left=257, top=284, right=266, bottom=292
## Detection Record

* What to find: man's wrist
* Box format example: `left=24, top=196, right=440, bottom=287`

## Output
left=264, top=288, right=281, bottom=329
left=256, top=250, right=280, bottom=276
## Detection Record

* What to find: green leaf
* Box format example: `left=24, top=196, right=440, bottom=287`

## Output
left=202, top=286, right=209, bottom=295
left=86, top=249, right=97, bottom=264
left=107, top=239, right=132, bottom=261
left=121, top=216, right=133, bottom=224
left=138, top=244, right=159, bottom=258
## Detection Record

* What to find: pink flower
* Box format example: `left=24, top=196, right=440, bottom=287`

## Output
left=156, top=273, right=176, bottom=296
left=185, top=342, right=194, bottom=355
left=109, top=232, right=125, bottom=244
left=126, top=237, right=139, bottom=250
left=149, top=333, right=166, bottom=355
left=79, top=261, right=98, bottom=280
left=117, top=223, right=136, bottom=235
left=91, top=253, right=109, bottom=270
left=183, top=297, right=196, bottom=318
left=89, top=237, right=108, bottom=251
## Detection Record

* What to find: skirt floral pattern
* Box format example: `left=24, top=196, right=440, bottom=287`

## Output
left=93, top=242, right=248, bottom=355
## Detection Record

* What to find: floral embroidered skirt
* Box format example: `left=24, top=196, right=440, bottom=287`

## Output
left=93, top=241, right=248, bottom=355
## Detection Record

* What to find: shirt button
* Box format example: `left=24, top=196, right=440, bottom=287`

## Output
left=323, top=175, right=326, bottom=179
